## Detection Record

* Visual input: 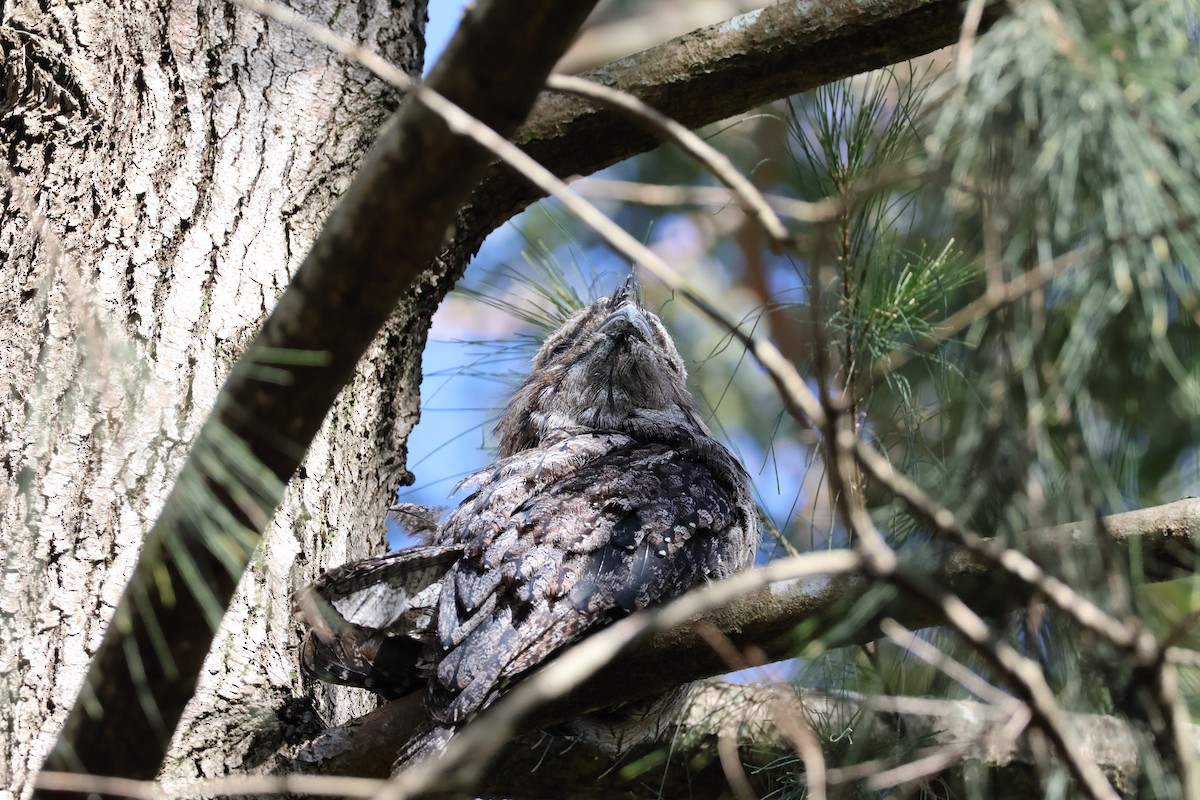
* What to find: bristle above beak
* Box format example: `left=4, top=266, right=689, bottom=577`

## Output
left=613, top=273, right=643, bottom=308
left=601, top=303, right=653, bottom=341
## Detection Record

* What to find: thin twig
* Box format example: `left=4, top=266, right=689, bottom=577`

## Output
left=34, top=772, right=384, bottom=799
left=774, top=708, right=829, bottom=800
left=571, top=176, right=836, bottom=224
left=955, top=0, right=988, bottom=83
left=717, top=730, right=757, bottom=800
left=825, top=742, right=967, bottom=786
left=867, top=707, right=1031, bottom=791
left=880, top=618, right=1016, bottom=709
left=547, top=74, right=792, bottom=245
left=1166, top=647, right=1200, bottom=670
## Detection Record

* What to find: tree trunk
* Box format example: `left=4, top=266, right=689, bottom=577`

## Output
left=0, top=1, right=427, bottom=795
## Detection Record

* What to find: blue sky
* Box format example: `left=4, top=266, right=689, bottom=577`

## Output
left=424, top=0, right=471, bottom=71
left=396, top=2, right=829, bottom=553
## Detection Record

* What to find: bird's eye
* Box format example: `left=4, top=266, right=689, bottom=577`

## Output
left=540, top=337, right=574, bottom=365
left=537, top=311, right=598, bottom=365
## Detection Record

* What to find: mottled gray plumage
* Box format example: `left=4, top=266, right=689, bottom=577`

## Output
left=292, top=286, right=759, bottom=764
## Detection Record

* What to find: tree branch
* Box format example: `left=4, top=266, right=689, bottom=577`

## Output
left=471, top=682, right=1176, bottom=799
left=39, top=681, right=1188, bottom=798
left=449, top=0, right=1007, bottom=260
left=289, top=499, right=1200, bottom=782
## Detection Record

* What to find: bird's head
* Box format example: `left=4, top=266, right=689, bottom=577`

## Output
left=496, top=284, right=709, bottom=455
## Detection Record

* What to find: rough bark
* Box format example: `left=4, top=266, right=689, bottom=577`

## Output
left=0, top=1, right=425, bottom=795
left=35, top=0, right=601, bottom=790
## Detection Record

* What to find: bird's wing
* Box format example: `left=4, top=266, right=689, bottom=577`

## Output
left=292, top=543, right=463, bottom=697
left=430, top=441, right=748, bottom=723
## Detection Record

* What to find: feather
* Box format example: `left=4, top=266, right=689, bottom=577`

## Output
left=293, top=286, right=760, bottom=769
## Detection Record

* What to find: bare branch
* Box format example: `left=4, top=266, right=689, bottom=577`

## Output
left=453, top=0, right=1009, bottom=259
left=545, top=74, right=791, bottom=245
left=291, top=500, right=1199, bottom=783
left=572, top=177, right=836, bottom=223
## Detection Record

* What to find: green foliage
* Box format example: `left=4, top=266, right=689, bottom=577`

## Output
left=787, top=69, right=983, bottom=474
left=927, top=0, right=1200, bottom=516
left=459, top=235, right=596, bottom=336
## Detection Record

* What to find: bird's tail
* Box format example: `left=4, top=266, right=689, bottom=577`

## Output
left=392, top=720, right=454, bottom=774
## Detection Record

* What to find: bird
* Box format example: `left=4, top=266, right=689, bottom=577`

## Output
left=292, top=282, right=760, bottom=764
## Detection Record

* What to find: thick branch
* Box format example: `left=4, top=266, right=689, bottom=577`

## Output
left=38, top=0, right=598, bottom=788
left=451, top=0, right=1007, bottom=255
left=293, top=499, right=1200, bottom=781
left=493, top=682, right=1189, bottom=798
left=39, top=682, right=1184, bottom=798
